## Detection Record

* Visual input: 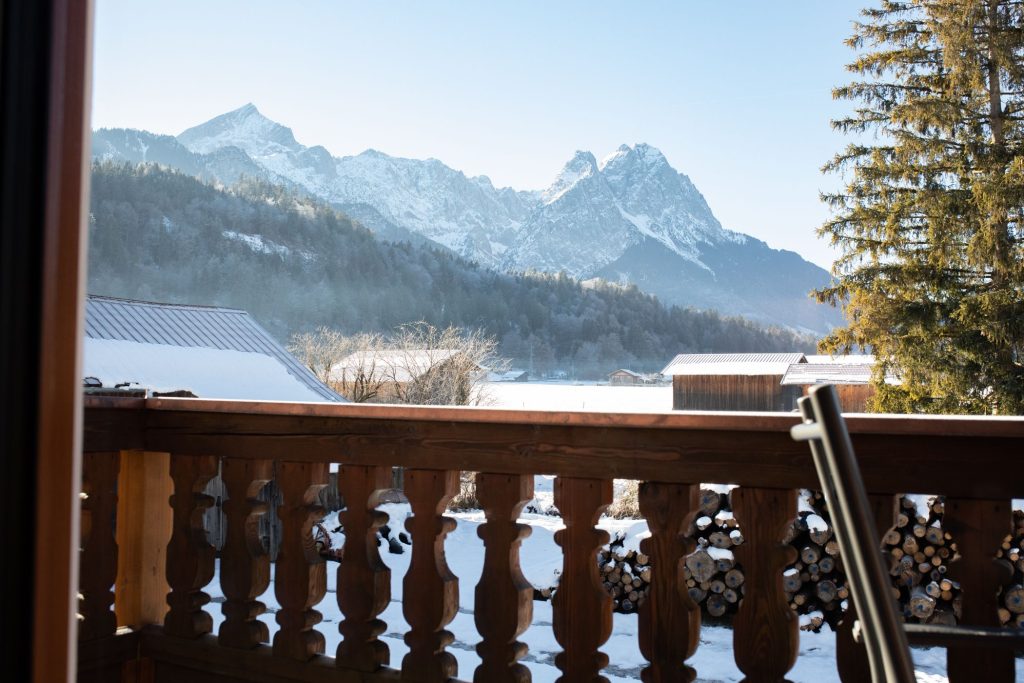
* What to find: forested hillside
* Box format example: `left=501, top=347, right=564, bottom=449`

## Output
left=87, top=163, right=814, bottom=377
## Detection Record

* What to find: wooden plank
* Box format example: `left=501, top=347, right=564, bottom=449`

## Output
left=27, top=0, right=95, bottom=680
left=336, top=464, right=392, bottom=671
left=115, top=450, right=173, bottom=629
left=637, top=481, right=700, bottom=683
left=219, top=457, right=273, bottom=649
left=473, top=473, right=534, bottom=683
left=139, top=630, right=403, bottom=683
left=552, top=477, right=613, bottom=683
left=84, top=400, right=1024, bottom=498
left=731, top=486, right=799, bottom=682
left=943, top=498, right=1016, bottom=682
left=164, top=454, right=218, bottom=639
left=79, top=451, right=120, bottom=641
left=402, top=469, right=460, bottom=683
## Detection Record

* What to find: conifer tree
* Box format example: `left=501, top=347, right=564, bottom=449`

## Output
left=819, top=0, right=1024, bottom=413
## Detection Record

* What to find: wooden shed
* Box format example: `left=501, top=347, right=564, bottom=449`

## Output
left=608, top=368, right=643, bottom=385
left=781, top=355, right=877, bottom=412
left=661, top=353, right=807, bottom=411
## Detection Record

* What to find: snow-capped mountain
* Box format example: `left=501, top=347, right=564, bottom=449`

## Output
left=91, top=104, right=840, bottom=332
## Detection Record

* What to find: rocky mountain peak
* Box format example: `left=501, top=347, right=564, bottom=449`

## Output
left=541, top=150, right=599, bottom=204
left=178, top=103, right=302, bottom=157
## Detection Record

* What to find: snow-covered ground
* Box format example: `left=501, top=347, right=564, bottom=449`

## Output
left=204, top=495, right=1020, bottom=682
left=484, top=381, right=672, bottom=413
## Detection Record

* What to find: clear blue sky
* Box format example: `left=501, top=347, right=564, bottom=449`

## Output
left=92, top=1, right=865, bottom=269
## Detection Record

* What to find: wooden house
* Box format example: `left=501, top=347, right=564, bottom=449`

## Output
left=781, top=355, right=877, bottom=412
left=661, top=353, right=807, bottom=411
left=608, top=368, right=643, bottom=385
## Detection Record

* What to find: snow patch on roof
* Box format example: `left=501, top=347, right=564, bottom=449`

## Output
left=661, top=353, right=807, bottom=376
left=84, top=338, right=329, bottom=402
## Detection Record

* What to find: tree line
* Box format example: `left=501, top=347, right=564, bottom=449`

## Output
left=87, top=161, right=814, bottom=379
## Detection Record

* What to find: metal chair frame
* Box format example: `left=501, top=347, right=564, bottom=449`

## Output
left=791, top=384, right=1024, bottom=683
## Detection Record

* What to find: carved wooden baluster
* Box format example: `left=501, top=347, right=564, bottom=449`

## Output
left=552, top=477, right=613, bottom=683
left=835, top=493, right=899, bottom=683
left=273, top=460, right=328, bottom=660
left=219, top=457, right=273, bottom=648
left=164, top=454, right=218, bottom=638
left=943, top=497, right=1015, bottom=683
left=79, top=451, right=120, bottom=641
left=474, top=473, right=535, bottom=683
left=336, top=464, right=392, bottom=671
left=402, top=469, right=460, bottom=683
left=730, top=486, right=798, bottom=683
left=638, top=481, right=700, bottom=683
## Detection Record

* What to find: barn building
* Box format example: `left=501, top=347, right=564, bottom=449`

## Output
left=781, top=355, right=877, bottom=412
left=661, top=353, right=807, bottom=411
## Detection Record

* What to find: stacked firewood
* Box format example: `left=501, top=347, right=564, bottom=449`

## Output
left=790, top=492, right=967, bottom=629
left=530, top=489, right=1024, bottom=629
left=682, top=487, right=745, bottom=619
left=597, top=537, right=651, bottom=614
left=997, top=509, right=1024, bottom=627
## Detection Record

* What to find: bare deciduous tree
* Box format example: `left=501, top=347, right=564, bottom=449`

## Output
left=291, top=322, right=506, bottom=406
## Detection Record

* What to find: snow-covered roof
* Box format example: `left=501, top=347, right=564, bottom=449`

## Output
left=805, top=354, right=876, bottom=365
left=85, top=339, right=331, bottom=401
left=330, top=349, right=476, bottom=384
left=780, top=363, right=874, bottom=386
left=660, top=353, right=806, bottom=377
left=85, top=295, right=343, bottom=401
left=609, top=369, right=642, bottom=377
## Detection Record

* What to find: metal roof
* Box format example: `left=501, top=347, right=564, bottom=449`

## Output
left=781, top=363, right=874, bottom=386
left=660, top=353, right=807, bottom=376
left=85, top=295, right=344, bottom=401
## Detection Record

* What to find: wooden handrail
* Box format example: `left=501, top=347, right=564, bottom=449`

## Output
left=85, top=396, right=1024, bottom=499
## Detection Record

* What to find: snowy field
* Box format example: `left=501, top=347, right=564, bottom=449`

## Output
left=205, top=492, right=1022, bottom=682
left=484, top=381, right=673, bottom=413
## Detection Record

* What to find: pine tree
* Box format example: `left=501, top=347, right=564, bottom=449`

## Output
left=818, top=0, right=1024, bottom=413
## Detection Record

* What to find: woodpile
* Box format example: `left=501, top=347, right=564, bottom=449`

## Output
left=596, top=534, right=652, bottom=614
left=529, top=487, right=1024, bottom=630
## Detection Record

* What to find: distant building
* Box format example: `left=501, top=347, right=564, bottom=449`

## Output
left=330, top=349, right=485, bottom=403
left=608, top=369, right=659, bottom=386
left=83, top=295, right=344, bottom=402
left=489, top=369, right=529, bottom=382
left=781, top=355, right=877, bottom=412
left=608, top=369, right=643, bottom=385
left=661, top=353, right=807, bottom=411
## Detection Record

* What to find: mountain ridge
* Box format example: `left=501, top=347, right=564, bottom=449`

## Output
left=92, top=103, right=840, bottom=333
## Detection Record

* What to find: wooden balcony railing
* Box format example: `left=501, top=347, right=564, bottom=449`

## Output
left=77, top=396, right=1024, bottom=683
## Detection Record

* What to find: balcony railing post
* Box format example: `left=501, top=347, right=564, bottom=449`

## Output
left=164, top=454, right=218, bottom=639
left=402, top=468, right=460, bottom=683
left=336, top=464, right=392, bottom=671
left=474, top=472, right=535, bottom=683
left=79, top=451, right=120, bottom=641
left=943, top=498, right=1016, bottom=682
left=730, top=486, right=799, bottom=682
left=218, top=457, right=273, bottom=649
left=552, top=477, right=613, bottom=683
left=637, top=481, right=700, bottom=683
left=272, top=460, right=328, bottom=660
left=114, top=450, right=173, bottom=630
